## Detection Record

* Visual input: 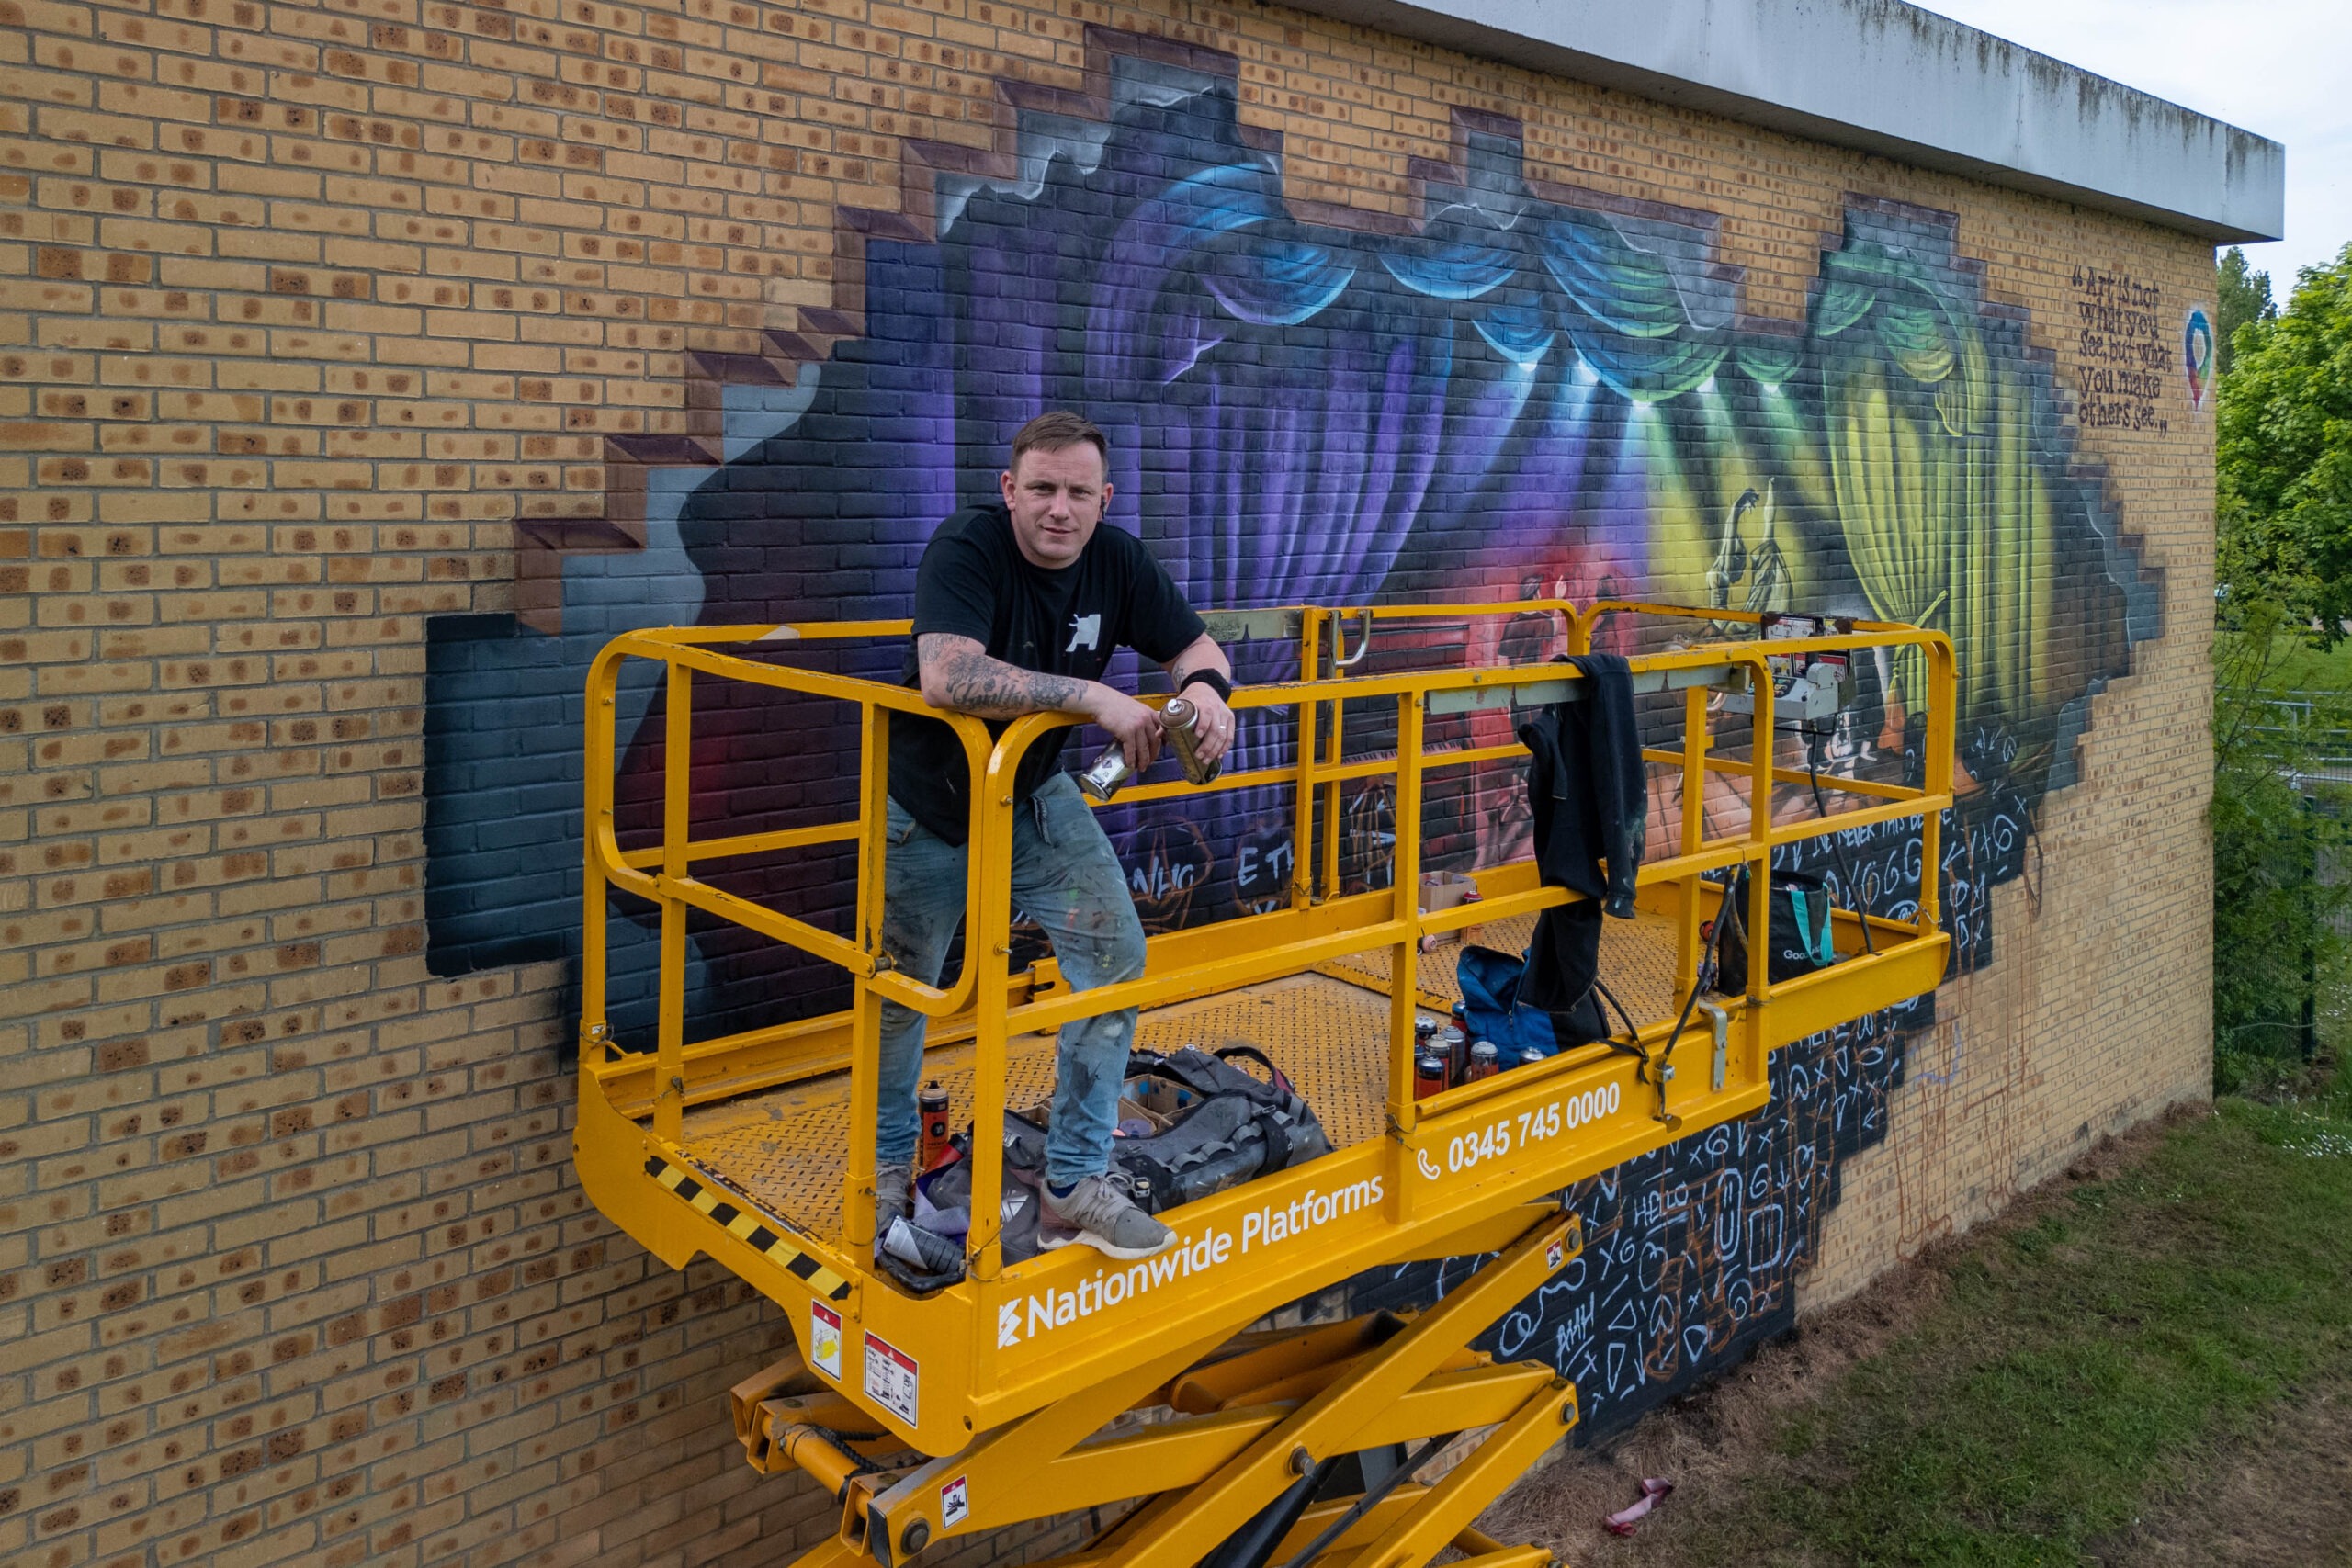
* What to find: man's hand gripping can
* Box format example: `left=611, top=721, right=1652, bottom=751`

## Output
left=1079, top=696, right=1223, bottom=803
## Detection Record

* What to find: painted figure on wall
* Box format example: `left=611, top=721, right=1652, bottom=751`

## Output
left=423, top=32, right=2156, bottom=1437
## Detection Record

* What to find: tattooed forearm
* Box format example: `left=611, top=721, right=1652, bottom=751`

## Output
left=918, top=634, right=1092, bottom=717
left=1164, top=633, right=1232, bottom=693
left=944, top=660, right=1088, bottom=715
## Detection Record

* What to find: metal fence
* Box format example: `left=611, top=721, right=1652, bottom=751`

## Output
left=2222, top=690, right=2352, bottom=1055
left=2235, top=690, right=2352, bottom=792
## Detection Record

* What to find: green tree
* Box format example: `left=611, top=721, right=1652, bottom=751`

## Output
left=2216, top=246, right=2275, bottom=375
left=2217, top=244, right=2352, bottom=630
left=2213, top=245, right=2352, bottom=1083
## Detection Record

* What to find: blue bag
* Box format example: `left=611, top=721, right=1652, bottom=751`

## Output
left=1455, top=945, right=1561, bottom=1060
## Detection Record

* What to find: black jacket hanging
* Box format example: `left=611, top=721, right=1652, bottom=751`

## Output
left=1516, top=654, right=1647, bottom=1032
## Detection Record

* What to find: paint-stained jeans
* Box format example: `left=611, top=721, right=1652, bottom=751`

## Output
left=876, top=770, right=1145, bottom=1190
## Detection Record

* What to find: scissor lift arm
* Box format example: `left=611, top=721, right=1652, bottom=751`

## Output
left=734, top=1206, right=1580, bottom=1568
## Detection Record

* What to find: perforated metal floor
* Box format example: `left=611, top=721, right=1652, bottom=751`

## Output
left=1318, top=910, right=1680, bottom=1023
left=681, top=910, right=1684, bottom=1242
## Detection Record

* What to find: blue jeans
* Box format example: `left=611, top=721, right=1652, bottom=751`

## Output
left=876, top=771, right=1145, bottom=1190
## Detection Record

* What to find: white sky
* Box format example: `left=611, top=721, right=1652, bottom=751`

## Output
left=1914, top=0, right=2348, bottom=296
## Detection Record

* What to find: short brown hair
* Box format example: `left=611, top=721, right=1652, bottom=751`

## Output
left=1009, top=410, right=1109, bottom=474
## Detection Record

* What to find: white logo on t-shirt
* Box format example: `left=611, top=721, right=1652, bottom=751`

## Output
left=1067, top=613, right=1101, bottom=653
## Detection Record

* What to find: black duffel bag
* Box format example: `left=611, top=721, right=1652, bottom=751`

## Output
left=880, top=1045, right=1331, bottom=1292
left=1113, top=1045, right=1331, bottom=1214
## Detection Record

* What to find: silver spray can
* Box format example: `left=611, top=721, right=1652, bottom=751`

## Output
left=1078, top=744, right=1132, bottom=803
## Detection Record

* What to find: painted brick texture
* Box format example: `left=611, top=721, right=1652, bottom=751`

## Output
left=0, top=0, right=2212, bottom=1562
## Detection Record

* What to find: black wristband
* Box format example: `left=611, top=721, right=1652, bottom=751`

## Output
left=1178, top=668, right=1233, bottom=704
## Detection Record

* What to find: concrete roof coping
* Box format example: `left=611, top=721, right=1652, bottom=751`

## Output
left=1285, top=0, right=2284, bottom=243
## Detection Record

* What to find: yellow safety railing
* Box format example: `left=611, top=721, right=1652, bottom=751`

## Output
left=582, top=601, right=1955, bottom=1285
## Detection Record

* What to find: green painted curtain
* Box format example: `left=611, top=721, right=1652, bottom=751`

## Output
left=1826, top=350, right=1949, bottom=717
left=1817, top=245, right=2058, bottom=746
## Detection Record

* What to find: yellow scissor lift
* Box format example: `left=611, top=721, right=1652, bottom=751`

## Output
left=574, top=602, right=1955, bottom=1568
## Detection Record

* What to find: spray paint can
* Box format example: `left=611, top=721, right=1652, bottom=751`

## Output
left=1078, top=745, right=1132, bottom=803
left=917, top=1080, right=951, bottom=1171
left=1413, top=1050, right=1451, bottom=1100
left=1159, top=696, right=1222, bottom=786
left=1078, top=698, right=1223, bottom=803
left=1433, top=1024, right=1467, bottom=1083
left=1464, top=1040, right=1500, bottom=1082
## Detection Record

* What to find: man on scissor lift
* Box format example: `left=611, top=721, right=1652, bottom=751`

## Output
left=879, top=412, right=1238, bottom=1261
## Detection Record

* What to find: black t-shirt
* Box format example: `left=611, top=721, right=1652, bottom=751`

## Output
left=889, top=502, right=1206, bottom=844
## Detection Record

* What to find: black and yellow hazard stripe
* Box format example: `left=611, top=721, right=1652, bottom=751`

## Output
left=645, top=1155, right=852, bottom=1301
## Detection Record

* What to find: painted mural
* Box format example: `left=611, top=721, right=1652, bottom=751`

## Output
left=423, top=31, right=2157, bottom=1439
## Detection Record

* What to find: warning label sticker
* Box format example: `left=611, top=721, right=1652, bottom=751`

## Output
left=940, top=1474, right=969, bottom=1529
left=864, top=1331, right=919, bottom=1427
left=809, top=1301, right=842, bottom=1380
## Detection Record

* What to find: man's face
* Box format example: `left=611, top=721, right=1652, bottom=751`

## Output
left=1001, top=442, right=1112, bottom=570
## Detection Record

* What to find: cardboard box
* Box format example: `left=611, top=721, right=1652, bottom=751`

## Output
left=1418, top=870, right=1483, bottom=950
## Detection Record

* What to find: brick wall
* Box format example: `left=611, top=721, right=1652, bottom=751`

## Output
left=0, top=0, right=2213, bottom=1562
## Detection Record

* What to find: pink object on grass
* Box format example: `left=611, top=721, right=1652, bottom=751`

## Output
left=1600, top=1477, right=1675, bottom=1536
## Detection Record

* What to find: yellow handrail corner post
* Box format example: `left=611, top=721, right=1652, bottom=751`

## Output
left=1385, top=690, right=1427, bottom=1188
left=842, top=704, right=892, bottom=1251
left=654, top=653, right=693, bottom=1145
left=1677, top=679, right=1711, bottom=996
left=581, top=642, right=626, bottom=1064
left=967, top=714, right=1047, bottom=1290
left=1739, top=649, right=1777, bottom=1096
left=1293, top=606, right=1325, bottom=908
left=1917, top=632, right=1957, bottom=937
left=1319, top=654, right=1346, bottom=907
left=955, top=715, right=1007, bottom=1398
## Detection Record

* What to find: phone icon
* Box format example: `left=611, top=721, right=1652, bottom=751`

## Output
left=1416, top=1149, right=1442, bottom=1181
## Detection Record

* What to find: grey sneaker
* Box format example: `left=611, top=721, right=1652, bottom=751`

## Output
left=1040, top=1173, right=1175, bottom=1260
left=874, top=1160, right=913, bottom=1236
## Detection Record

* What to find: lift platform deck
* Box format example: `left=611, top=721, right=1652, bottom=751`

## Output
left=673, top=911, right=1672, bottom=1246
left=572, top=601, right=1954, bottom=1568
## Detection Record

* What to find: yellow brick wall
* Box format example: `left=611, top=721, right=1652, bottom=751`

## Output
left=0, top=0, right=2213, bottom=1562
left=1808, top=436, right=2216, bottom=1297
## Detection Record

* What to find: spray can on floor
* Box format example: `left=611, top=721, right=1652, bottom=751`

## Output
left=917, top=1080, right=951, bottom=1171
left=1413, top=1049, right=1451, bottom=1100
left=1433, top=1024, right=1467, bottom=1084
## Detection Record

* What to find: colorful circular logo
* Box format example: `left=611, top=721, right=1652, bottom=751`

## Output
left=2184, top=308, right=2215, bottom=412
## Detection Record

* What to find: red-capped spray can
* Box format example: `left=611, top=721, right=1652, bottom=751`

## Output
left=917, top=1080, right=951, bottom=1171
left=1413, top=1050, right=1451, bottom=1100
left=1433, top=1024, right=1467, bottom=1083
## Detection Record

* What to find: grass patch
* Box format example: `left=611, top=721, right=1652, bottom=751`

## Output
left=2259, top=637, right=2352, bottom=694
left=1670, top=1081, right=2352, bottom=1565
